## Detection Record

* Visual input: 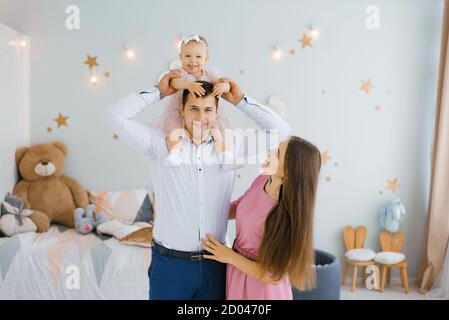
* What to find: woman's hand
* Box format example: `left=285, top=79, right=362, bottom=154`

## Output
left=212, top=81, right=231, bottom=97
left=188, top=81, right=205, bottom=96
left=201, top=234, right=236, bottom=264
left=158, top=69, right=181, bottom=97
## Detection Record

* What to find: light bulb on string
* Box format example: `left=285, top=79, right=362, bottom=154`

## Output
left=89, top=72, right=99, bottom=85
left=272, top=46, right=283, bottom=60
left=124, top=45, right=136, bottom=60
left=308, top=25, right=319, bottom=39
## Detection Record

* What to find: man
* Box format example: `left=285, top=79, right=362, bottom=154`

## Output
left=106, top=70, right=291, bottom=299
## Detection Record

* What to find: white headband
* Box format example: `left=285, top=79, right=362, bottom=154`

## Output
left=181, top=35, right=202, bottom=46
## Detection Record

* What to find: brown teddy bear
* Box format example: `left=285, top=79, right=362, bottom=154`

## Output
left=12, top=141, right=89, bottom=232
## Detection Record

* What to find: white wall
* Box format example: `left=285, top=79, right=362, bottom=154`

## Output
left=0, top=0, right=444, bottom=277
left=0, top=22, right=30, bottom=198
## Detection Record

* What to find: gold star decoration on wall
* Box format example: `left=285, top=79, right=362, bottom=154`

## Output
left=54, top=113, right=69, bottom=128
left=112, top=133, right=119, bottom=140
left=360, top=79, right=374, bottom=94
left=386, top=178, right=400, bottom=192
left=47, top=127, right=53, bottom=133
left=104, top=71, right=111, bottom=78
left=299, top=33, right=313, bottom=49
left=84, top=55, right=99, bottom=70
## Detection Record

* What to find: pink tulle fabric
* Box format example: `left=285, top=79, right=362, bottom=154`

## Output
left=152, top=68, right=232, bottom=139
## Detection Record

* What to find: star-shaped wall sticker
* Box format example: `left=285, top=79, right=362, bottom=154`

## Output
left=104, top=71, right=110, bottom=78
left=321, top=150, right=332, bottom=165
left=360, top=79, right=374, bottom=94
left=54, top=113, right=69, bottom=128
left=46, top=127, right=53, bottom=133
left=112, top=133, right=119, bottom=140
left=386, top=178, right=400, bottom=192
left=299, top=33, right=313, bottom=49
left=84, top=55, right=99, bottom=70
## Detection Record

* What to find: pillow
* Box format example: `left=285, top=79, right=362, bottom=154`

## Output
left=120, top=226, right=153, bottom=248
left=345, top=248, right=376, bottom=262
left=374, top=251, right=405, bottom=265
left=88, top=187, right=154, bottom=225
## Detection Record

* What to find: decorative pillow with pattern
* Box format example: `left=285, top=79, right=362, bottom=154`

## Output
left=88, top=187, right=154, bottom=225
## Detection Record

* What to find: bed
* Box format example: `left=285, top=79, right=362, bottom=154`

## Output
left=0, top=225, right=151, bottom=299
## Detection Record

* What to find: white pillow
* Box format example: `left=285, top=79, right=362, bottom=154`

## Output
left=345, top=248, right=376, bottom=261
left=375, top=251, right=405, bottom=265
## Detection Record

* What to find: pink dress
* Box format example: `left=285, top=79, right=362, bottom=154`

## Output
left=152, top=68, right=231, bottom=139
left=226, top=175, right=293, bottom=300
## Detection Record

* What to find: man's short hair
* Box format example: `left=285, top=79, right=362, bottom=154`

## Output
left=182, top=81, right=218, bottom=109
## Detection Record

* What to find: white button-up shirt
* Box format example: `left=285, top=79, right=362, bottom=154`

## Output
left=106, top=87, right=291, bottom=251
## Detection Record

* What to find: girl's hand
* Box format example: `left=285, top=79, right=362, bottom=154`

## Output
left=188, top=81, right=205, bottom=96
left=212, top=82, right=230, bottom=97
left=218, top=78, right=244, bottom=106
left=201, top=234, right=236, bottom=264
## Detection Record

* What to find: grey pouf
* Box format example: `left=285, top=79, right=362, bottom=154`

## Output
left=292, top=249, right=341, bottom=300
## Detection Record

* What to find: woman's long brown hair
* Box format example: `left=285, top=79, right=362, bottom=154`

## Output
left=258, top=136, right=322, bottom=291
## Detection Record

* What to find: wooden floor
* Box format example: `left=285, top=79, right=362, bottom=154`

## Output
left=341, top=278, right=426, bottom=300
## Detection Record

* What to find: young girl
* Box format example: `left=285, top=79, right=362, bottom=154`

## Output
left=155, top=35, right=232, bottom=157
left=201, top=136, right=322, bottom=300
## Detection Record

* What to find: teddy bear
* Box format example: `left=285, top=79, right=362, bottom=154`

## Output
left=12, top=141, right=90, bottom=232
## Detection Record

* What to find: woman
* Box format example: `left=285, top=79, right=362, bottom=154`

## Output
left=201, top=136, right=321, bottom=299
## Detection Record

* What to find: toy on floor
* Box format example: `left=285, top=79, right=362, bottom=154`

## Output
left=0, top=193, right=36, bottom=236
left=74, top=204, right=108, bottom=234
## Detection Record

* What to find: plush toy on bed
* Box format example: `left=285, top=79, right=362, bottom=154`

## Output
left=8, top=141, right=95, bottom=233
left=0, top=193, right=37, bottom=236
left=74, top=204, right=108, bottom=234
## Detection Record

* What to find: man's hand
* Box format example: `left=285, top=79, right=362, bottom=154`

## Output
left=212, top=81, right=230, bottom=97
left=188, top=81, right=205, bottom=96
left=218, top=77, right=244, bottom=106
left=158, top=69, right=182, bottom=97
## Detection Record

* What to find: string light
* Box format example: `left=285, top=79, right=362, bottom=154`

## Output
left=308, top=24, right=319, bottom=39
left=124, top=45, right=136, bottom=59
left=8, top=34, right=27, bottom=47
left=272, top=46, right=282, bottom=60
left=89, top=72, right=98, bottom=85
